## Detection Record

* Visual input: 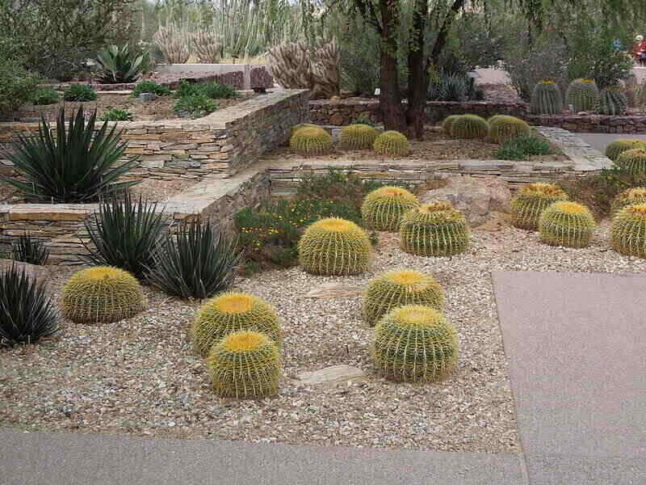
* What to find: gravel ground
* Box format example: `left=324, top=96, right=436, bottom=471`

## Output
left=1, top=220, right=645, bottom=452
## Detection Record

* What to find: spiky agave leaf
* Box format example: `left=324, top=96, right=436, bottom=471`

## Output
left=11, top=233, right=49, bottom=265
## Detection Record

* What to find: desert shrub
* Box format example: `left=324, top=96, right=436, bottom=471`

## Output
left=495, top=136, right=552, bottom=160
left=4, top=107, right=137, bottom=202
left=353, top=118, right=378, bottom=127
left=0, top=57, right=39, bottom=112
left=427, top=73, right=479, bottom=102
left=335, top=13, right=381, bottom=96
left=63, top=84, right=97, bottom=101
left=173, top=94, right=217, bottom=117
left=101, top=108, right=133, bottom=121
left=31, top=87, right=60, bottom=106
left=132, top=81, right=172, bottom=98
left=174, top=80, right=237, bottom=99
left=95, top=44, right=148, bottom=84
left=11, top=234, right=49, bottom=265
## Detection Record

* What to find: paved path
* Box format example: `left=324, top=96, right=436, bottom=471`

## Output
left=575, top=133, right=646, bottom=153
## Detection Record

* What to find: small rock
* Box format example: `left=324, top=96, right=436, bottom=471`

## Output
left=297, top=365, right=367, bottom=386
left=305, top=282, right=364, bottom=299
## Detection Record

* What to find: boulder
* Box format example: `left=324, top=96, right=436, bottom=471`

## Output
left=0, top=259, right=52, bottom=286
left=297, top=365, right=366, bottom=386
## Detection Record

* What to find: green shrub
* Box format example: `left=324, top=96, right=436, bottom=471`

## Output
left=353, top=117, right=378, bottom=127
left=495, top=145, right=527, bottom=161
left=173, top=94, right=217, bottom=118
left=63, top=84, right=97, bottom=101
left=132, top=81, right=172, bottom=98
left=174, top=80, right=236, bottom=99
left=101, top=108, right=133, bottom=121
left=495, top=136, right=552, bottom=160
left=95, top=44, right=148, bottom=84
left=31, top=87, right=60, bottom=106
left=0, top=58, right=39, bottom=112
left=11, top=234, right=49, bottom=265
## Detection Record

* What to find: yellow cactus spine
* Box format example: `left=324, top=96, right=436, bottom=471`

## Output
left=510, top=183, right=569, bottom=230
left=538, top=201, right=596, bottom=248
left=361, top=186, right=419, bottom=232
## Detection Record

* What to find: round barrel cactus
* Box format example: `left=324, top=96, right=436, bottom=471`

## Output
left=488, top=115, right=531, bottom=143
left=605, top=139, right=646, bottom=161
left=441, top=115, right=461, bottom=135
left=565, top=79, right=599, bottom=112
left=373, top=130, right=410, bottom=157
left=61, top=266, right=146, bottom=323
left=361, top=186, right=419, bottom=232
left=290, top=123, right=319, bottom=136
left=399, top=202, right=470, bottom=257
left=339, top=124, right=379, bottom=150
left=192, top=292, right=281, bottom=357
left=450, top=114, right=488, bottom=139
left=611, top=204, right=646, bottom=258
left=538, top=201, right=596, bottom=248
left=372, top=305, right=458, bottom=383
left=530, top=80, right=563, bottom=114
left=510, top=183, right=569, bottom=230
left=207, top=331, right=281, bottom=399
left=597, top=87, right=628, bottom=115
left=289, top=126, right=333, bottom=156
left=363, top=270, right=444, bottom=326
left=611, top=187, right=646, bottom=216
left=615, top=148, right=646, bottom=175
left=298, top=217, right=371, bottom=275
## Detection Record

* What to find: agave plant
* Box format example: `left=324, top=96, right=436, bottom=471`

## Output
left=95, top=44, right=148, bottom=84
left=147, top=220, right=239, bottom=299
left=0, top=264, right=58, bottom=347
left=11, top=233, right=49, bottom=265
left=83, top=193, right=168, bottom=280
left=3, top=107, right=138, bottom=203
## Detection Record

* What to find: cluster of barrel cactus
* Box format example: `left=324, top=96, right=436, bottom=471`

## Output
left=597, top=87, right=628, bottom=115
left=442, top=115, right=461, bottom=135
left=611, top=205, right=646, bottom=258
left=449, top=114, right=489, bottom=139
left=611, top=187, right=646, bottom=215
left=289, top=125, right=333, bottom=155
left=399, top=202, right=470, bottom=257
left=361, top=186, right=419, bottom=232
left=538, top=201, right=596, bottom=248
left=510, top=183, right=569, bottom=230
left=530, top=80, right=563, bottom=115
left=615, top=149, right=646, bottom=175
left=61, top=266, right=146, bottom=324
left=298, top=217, right=372, bottom=275
left=605, top=139, right=646, bottom=161
left=339, top=124, right=379, bottom=150
left=373, top=130, right=410, bottom=157
left=487, top=115, right=530, bottom=143
left=565, top=79, right=599, bottom=112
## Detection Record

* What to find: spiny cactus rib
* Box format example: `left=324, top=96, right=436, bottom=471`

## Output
left=192, top=292, right=281, bottom=357
left=373, top=131, right=410, bottom=157
left=207, top=331, right=281, bottom=399
left=442, top=115, right=461, bottom=135
left=565, top=79, right=599, bottom=112
left=487, top=115, right=530, bottom=143
left=298, top=217, right=371, bottom=275
left=510, top=183, right=569, bottom=230
left=605, top=139, right=646, bottom=161
left=289, top=126, right=333, bottom=156
left=611, top=205, right=646, bottom=258
left=611, top=187, right=646, bottom=216
left=339, top=124, right=379, bottom=150
left=597, top=88, right=628, bottom=115
left=399, top=202, right=470, bottom=257
left=450, top=114, right=489, bottom=139
left=615, top=148, right=646, bottom=175
left=538, top=201, right=596, bottom=248
left=61, top=266, right=146, bottom=324
left=363, top=270, right=445, bottom=326
left=372, top=305, right=458, bottom=383
left=290, top=123, right=319, bottom=136
left=361, top=186, right=419, bottom=232
left=530, top=80, right=563, bottom=114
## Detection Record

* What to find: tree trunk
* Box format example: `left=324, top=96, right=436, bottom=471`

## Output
left=406, top=0, right=428, bottom=139
left=378, top=0, right=406, bottom=131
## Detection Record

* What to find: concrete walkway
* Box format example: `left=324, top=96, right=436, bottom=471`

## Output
left=575, top=133, right=646, bottom=153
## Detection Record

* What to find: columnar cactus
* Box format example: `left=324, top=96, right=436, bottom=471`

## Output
left=615, top=148, right=646, bottom=175
left=565, top=79, right=600, bottom=112
left=339, top=124, right=380, bottom=150
left=361, top=186, right=419, bottom=232
left=372, top=305, right=458, bottom=383
left=538, top=201, right=596, bottom=248
left=399, top=202, right=470, bottom=257
left=611, top=204, right=646, bottom=258
left=611, top=187, right=646, bottom=215
left=298, top=217, right=371, bottom=275
left=61, top=266, right=146, bottom=323
left=597, top=87, right=628, bottom=115
left=605, top=139, right=646, bottom=161
left=441, top=115, right=461, bottom=135
left=530, top=80, right=563, bottom=114
left=510, top=183, right=569, bottom=230
left=363, top=270, right=445, bottom=326
left=191, top=292, right=281, bottom=357
left=450, top=114, right=488, bottom=139
left=207, top=331, right=281, bottom=399
left=487, top=115, right=531, bottom=143
left=373, top=131, right=410, bottom=157
left=289, top=126, right=333, bottom=155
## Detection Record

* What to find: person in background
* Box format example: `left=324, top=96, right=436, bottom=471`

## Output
left=634, top=35, right=646, bottom=66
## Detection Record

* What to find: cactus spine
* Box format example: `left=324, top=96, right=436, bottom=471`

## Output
left=530, top=80, right=563, bottom=114
left=487, top=115, right=531, bottom=143
left=597, top=87, right=628, bottom=115
left=611, top=205, right=646, bottom=258
left=373, top=131, right=410, bottom=157
left=615, top=148, right=646, bottom=175
left=361, top=186, right=419, bottom=232
left=61, top=267, right=146, bottom=324
left=289, top=126, right=333, bottom=156
left=450, top=114, right=489, bottom=139
left=363, top=270, right=445, bottom=326
left=538, top=201, right=596, bottom=248
left=611, top=187, right=646, bottom=216
left=339, top=124, right=380, bottom=150
left=399, top=202, right=470, bottom=257
left=510, top=183, right=569, bottom=230
left=298, top=217, right=371, bottom=275
left=605, top=139, right=646, bottom=161
left=207, top=331, right=281, bottom=399
left=192, top=292, right=281, bottom=357
left=565, top=79, right=599, bottom=112
left=372, top=305, right=458, bottom=383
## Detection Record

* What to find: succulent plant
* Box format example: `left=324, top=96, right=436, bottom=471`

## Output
left=487, top=115, right=531, bottom=143
left=611, top=187, right=646, bottom=215
left=399, top=202, right=470, bottom=257
left=339, top=124, right=380, bottom=150
left=61, top=267, right=146, bottom=324
left=361, top=186, right=419, bottom=232
left=207, top=331, right=281, bottom=399
left=611, top=204, right=646, bottom=258
left=441, top=115, right=461, bottom=135
left=615, top=148, right=646, bottom=175
left=372, top=305, right=458, bottom=383
left=290, top=123, right=320, bottom=136
left=95, top=44, right=148, bottom=84
left=510, top=183, right=569, bottom=230
left=530, top=80, right=563, bottom=114
left=565, top=79, right=600, bottom=112
left=289, top=126, right=333, bottom=156
left=604, top=139, right=646, bottom=161
left=189, top=31, right=221, bottom=63
left=597, top=87, right=628, bottom=115
left=373, top=131, right=410, bottom=157
left=298, top=217, right=371, bottom=275
left=363, top=270, right=445, bottom=326
left=538, top=201, right=596, bottom=248
left=192, top=292, right=280, bottom=357
left=450, top=114, right=489, bottom=139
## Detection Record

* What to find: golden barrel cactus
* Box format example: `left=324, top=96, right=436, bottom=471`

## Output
left=611, top=187, right=646, bottom=216
left=611, top=204, right=646, bottom=258
left=487, top=115, right=531, bottom=143
left=442, top=115, right=461, bottom=135
left=615, top=148, right=646, bottom=175
left=373, top=131, right=410, bottom=157
left=605, top=139, right=646, bottom=161
left=510, top=183, right=569, bottom=230
left=289, top=126, right=333, bottom=156
left=339, top=124, right=379, bottom=150
left=538, top=201, right=596, bottom=248
left=450, top=114, right=489, bottom=139
left=361, top=186, right=419, bottom=232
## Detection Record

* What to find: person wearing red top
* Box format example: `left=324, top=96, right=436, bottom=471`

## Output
left=634, top=35, right=646, bottom=66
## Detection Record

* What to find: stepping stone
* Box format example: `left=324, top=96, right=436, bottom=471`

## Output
left=304, top=283, right=363, bottom=299
left=297, top=365, right=366, bottom=385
